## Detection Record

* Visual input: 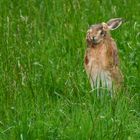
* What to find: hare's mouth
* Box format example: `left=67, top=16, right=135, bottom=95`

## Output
left=92, top=36, right=101, bottom=45
left=92, top=37, right=103, bottom=45
left=92, top=39, right=101, bottom=45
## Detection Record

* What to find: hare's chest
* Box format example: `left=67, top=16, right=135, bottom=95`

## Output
left=84, top=46, right=108, bottom=70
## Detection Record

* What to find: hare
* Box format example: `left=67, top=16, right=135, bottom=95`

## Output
left=84, top=18, right=124, bottom=91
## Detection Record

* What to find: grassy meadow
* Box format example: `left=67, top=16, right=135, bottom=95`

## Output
left=0, top=0, right=140, bottom=139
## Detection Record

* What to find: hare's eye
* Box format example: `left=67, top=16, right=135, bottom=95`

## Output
left=100, top=30, right=104, bottom=35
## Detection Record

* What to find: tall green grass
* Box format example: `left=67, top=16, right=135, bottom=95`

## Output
left=0, top=0, right=140, bottom=139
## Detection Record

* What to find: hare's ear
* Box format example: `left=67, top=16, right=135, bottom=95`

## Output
left=107, top=18, right=124, bottom=30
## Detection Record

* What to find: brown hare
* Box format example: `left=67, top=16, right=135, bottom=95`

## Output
left=84, top=18, right=124, bottom=92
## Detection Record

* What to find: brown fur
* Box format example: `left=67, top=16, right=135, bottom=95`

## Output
left=84, top=19, right=124, bottom=90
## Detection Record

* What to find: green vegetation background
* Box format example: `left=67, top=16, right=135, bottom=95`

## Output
left=0, top=0, right=140, bottom=139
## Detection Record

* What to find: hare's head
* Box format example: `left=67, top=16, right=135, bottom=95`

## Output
left=86, top=18, right=124, bottom=46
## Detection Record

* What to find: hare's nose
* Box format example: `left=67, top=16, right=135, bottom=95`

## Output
left=92, top=36, right=97, bottom=42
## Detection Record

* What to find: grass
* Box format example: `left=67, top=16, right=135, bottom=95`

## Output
left=0, top=0, right=140, bottom=139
